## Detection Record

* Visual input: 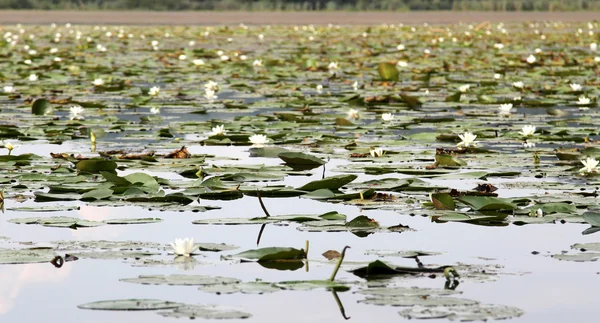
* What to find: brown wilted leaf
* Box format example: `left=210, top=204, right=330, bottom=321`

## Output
left=322, top=250, right=341, bottom=260
left=350, top=153, right=368, bottom=158
left=165, top=146, right=191, bottom=159
left=118, top=151, right=155, bottom=160
left=473, top=183, right=498, bottom=193
left=50, top=153, right=87, bottom=160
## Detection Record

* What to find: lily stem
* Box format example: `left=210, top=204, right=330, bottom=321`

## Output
left=329, top=246, right=350, bottom=282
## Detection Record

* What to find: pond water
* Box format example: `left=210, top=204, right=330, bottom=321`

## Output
left=0, top=21, right=599, bottom=322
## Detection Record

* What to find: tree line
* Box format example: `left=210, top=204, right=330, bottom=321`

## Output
left=1, top=0, right=598, bottom=11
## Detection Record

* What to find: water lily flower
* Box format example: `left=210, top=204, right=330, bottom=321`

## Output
left=494, top=73, right=502, bottom=79
left=396, top=44, right=405, bottom=51
left=352, top=81, right=358, bottom=91
left=170, top=238, right=199, bottom=257
left=523, top=140, right=535, bottom=148
left=570, top=83, right=582, bottom=91
left=205, top=80, right=219, bottom=92
left=512, top=81, right=524, bottom=89
left=249, top=134, right=268, bottom=146
left=150, top=107, right=160, bottom=114
left=370, top=147, right=384, bottom=158
left=220, top=55, right=229, bottom=61
left=210, top=124, right=226, bottom=136
left=519, top=125, right=536, bottom=137
left=396, top=61, right=408, bottom=68
left=193, top=59, right=205, bottom=66
left=526, top=55, right=536, bottom=64
left=498, top=103, right=513, bottom=115
left=595, top=56, right=600, bottom=62
left=591, top=43, right=598, bottom=51
left=69, top=105, right=84, bottom=120
left=493, top=43, right=504, bottom=49
left=204, top=89, right=218, bottom=103
left=458, top=84, right=470, bottom=92
left=328, top=62, right=339, bottom=74
left=252, top=59, right=263, bottom=67
left=577, top=96, right=591, bottom=105
left=3, top=85, right=14, bottom=93
left=316, top=84, right=323, bottom=94
left=536, top=208, right=543, bottom=217
left=580, top=157, right=599, bottom=174
left=2, top=141, right=19, bottom=155
left=457, top=132, right=477, bottom=148
left=148, top=86, right=160, bottom=96
left=347, top=109, right=359, bottom=119
left=178, top=54, right=187, bottom=60
left=24, top=59, right=32, bottom=65
left=93, top=78, right=104, bottom=86
left=28, top=74, right=38, bottom=81
left=381, top=113, right=394, bottom=121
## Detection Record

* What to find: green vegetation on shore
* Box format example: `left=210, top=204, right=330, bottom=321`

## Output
left=1, top=0, right=598, bottom=11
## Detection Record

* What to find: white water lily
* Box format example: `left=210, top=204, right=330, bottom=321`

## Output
left=352, top=81, right=358, bottom=91
left=370, top=147, right=384, bottom=158
left=204, top=80, right=219, bottom=92
left=92, top=78, right=104, bottom=86
left=28, top=74, right=38, bottom=81
left=2, top=140, right=19, bottom=155
left=150, top=107, right=160, bottom=114
left=457, top=132, right=477, bottom=148
left=252, top=59, right=263, bottom=67
left=577, top=96, right=591, bottom=105
left=512, top=81, right=524, bottom=89
left=192, top=59, right=205, bottom=66
left=3, top=85, right=14, bottom=93
left=316, top=84, right=323, bottom=93
left=220, top=55, right=229, bottom=61
left=570, top=83, right=582, bottom=91
left=381, top=113, right=394, bottom=121
left=493, top=43, right=504, bottom=49
left=204, top=89, right=218, bottom=103
left=458, top=84, right=470, bottom=92
left=347, top=109, right=359, bottom=119
left=396, top=60, right=408, bottom=68
left=178, top=54, right=187, bottom=60
left=498, top=103, right=513, bottom=115
left=494, top=73, right=502, bottom=79
left=526, top=54, right=536, bottom=64
left=170, top=238, right=199, bottom=257
left=519, top=125, right=536, bottom=137
left=396, top=44, right=405, bottom=51
left=210, top=124, right=225, bottom=136
left=69, top=105, right=84, bottom=120
left=591, top=43, right=598, bottom=51
left=249, top=134, right=268, bottom=146
left=536, top=208, right=543, bottom=217
left=148, top=86, right=160, bottom=96
left=580, top=157, right=599, bottom=174
left=328, top=61, right=339, bottom=74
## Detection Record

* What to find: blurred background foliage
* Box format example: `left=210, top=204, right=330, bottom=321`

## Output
left=0, top=0, right=598, bottom=11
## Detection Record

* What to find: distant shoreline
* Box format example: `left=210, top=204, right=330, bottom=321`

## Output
left=0, top=10, right=596, bottom=25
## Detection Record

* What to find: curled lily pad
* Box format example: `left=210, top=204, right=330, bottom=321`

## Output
left=229, top=247, right=306, bottom=262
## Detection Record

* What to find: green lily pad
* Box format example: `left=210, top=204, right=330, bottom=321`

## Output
left=78, top=299, right=184, bottom=311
